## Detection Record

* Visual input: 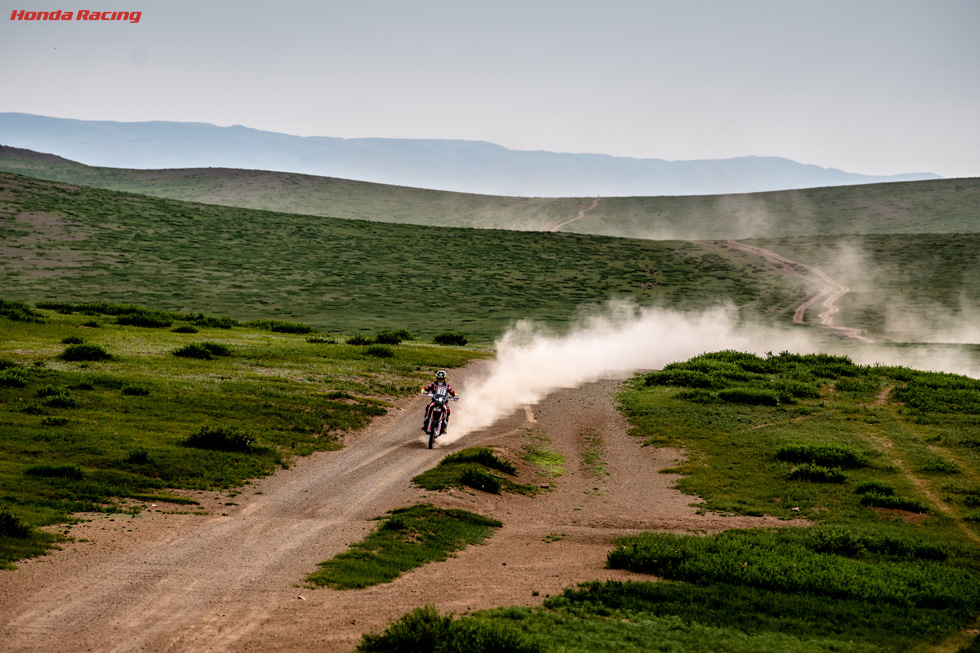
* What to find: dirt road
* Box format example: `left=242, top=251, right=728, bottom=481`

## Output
left=544, top=197, right=599, bottom=232
left=724, top=241, right=873, bottom=342
left=0, top=364, right=794, bottom=652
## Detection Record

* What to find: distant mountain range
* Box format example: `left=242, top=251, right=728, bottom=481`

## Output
left=0, top=113, right=940, bottom=197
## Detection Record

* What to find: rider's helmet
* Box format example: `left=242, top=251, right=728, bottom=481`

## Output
left=435, top=370, right=447, bottom=383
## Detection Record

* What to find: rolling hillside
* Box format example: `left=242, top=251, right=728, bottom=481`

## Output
left=0, top=146, right=977, bottom=239
left=0, top=171, right=812, bottom=341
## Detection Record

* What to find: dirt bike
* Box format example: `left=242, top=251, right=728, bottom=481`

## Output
left=422, top=391, right=459, bottom=449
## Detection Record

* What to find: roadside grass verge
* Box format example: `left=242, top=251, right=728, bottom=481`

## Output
left=305, top=504, right=501, bottom=589
left=0, top=305, right=484, bottom=567
left=412, top=447, right=537, bottom=496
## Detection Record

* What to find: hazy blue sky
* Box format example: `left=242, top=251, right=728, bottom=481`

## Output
left=2, top=0, right=978, bottom=178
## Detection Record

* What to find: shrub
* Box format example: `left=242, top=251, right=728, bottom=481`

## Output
left=200, top=342, right=232, bottom=356
left=674, top=389, right=721, bottom=403
left=182, top=313, right=237, bottom=329
left=82, top=320, right=100, bottom=328
left=358, top=604, right=450, bottom=652
left=777, top=444, right=868, bottom=468
left=644, top=369, right=720, bottom=389
left=171, top=325, right=199, bottom=334
left=365, top=345, right=395, bottom=358
left=460, top=467, right=502, bottom=494
left=346, top=335, right=374, bottom=345
left=769, top=379, right=821, bottom=401
left=61, top=335, right=84, bottom=345
left=306, top=336, right=335, bottom=344
left=172, top=342, right=231, bottom=359
left=434, top=332, right=467, bottom=346
left=920, top=458, right=960, bottom=474
left=116, top=310, right=173, bottom=328
left=41, top=391, right=78, bottom=409
left=860, top=492, right=930, bottom=513
left=788, top=463, right=846, bottom=483
left=0, top=366, right=28, bottom=387
left=717, top=387, right=780, bottom=406
left=0, top=507, right=32, bottom=538
left=855, top=481, right=895, bottom=496
left=248, top=319, right=314, bottom=334
left=0, top=299, right=44, bottom=322
left=124, top=447, right=150, bottom=464
left=59, top=343, right=112, bottom=362
left=121, top=384, right=150, bottom=396
left=442, top=448, right=517, bottom=475
left=375, top=329, right=412, bottom=345
left=357, top=604, right=543, bottom=653
left=173, top=344, right=212, bottom=359
left=24, top=463, right=85, bottom=480
left=183, top=425, right=255, bottom=452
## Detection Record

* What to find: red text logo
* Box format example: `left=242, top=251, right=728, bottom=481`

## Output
left=10, top=10, right=143, bottom=23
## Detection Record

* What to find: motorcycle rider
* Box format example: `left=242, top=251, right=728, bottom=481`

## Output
left=422, top=370, right=456, bottom=432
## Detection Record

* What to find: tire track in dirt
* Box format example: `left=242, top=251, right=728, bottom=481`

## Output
left=543, top=197, right=599, bottom=232
left=724, top=240, right=874, bottom=342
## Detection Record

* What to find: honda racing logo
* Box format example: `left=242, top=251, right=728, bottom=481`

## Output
left=10, top=9, right=143, bottom=23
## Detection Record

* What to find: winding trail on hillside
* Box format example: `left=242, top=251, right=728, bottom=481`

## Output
left=0, top=364, right=798, bottom=652
left=724, top=241, right=874, bottom=342
left=544, top=196, right=599, bottom=232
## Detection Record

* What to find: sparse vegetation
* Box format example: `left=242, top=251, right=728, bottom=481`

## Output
left=306, top=504, right=501, bottom=589
left=0, top=302, right=484, bottom=566
left=412, top=447, right=533, bottom=495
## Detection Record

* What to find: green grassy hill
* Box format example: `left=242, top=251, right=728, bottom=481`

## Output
left=1, top=149, right=977, bottom=239
left=0, top=171, right=813, bottom=341
left=3, top=170, right=977, bottom=343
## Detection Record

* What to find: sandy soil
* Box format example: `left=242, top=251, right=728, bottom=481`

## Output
left=0, top=364, right=800, bottom=652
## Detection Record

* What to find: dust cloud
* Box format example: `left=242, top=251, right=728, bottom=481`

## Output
left=442, top=302, right=814, bottom=443
left=441, top=299, right=980, bottom=444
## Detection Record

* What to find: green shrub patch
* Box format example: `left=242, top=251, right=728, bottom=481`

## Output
left=172, top=342, right=232, bottom=360
left=859, top=492, right=930, bottom=513
left=357, top=604, right=542, bottom=653
left=718, top=387, right=780, bottom=406
left=855, top=481, right=895, bottom=496
left=608, top=529, right=979, bottom=612
left=116, top=309, right=173, bottom=328
left=777, top=444, right=868, bottom=468
left=0, top=299, right=44, bottom=323
left=24, top=463, right=85, bottom=481
left=183, top=426, right=255, bottom=452
left=413, top=447, right=533, bottom=495
left=0, top=507, right=33, bottom=538
left=364, top=345, right=394, bottom=358
left=0, top=366, right=29, bottom=387
left=247, top=319, right=314, bottom=334
left=59, top=344, right=112, bottom=362
left=434, top=332, right=467, bottom=346
left=307, top=504, right=501, bottom=589
left=788, top=463, right=847, bottom=484
left=375, top=329, right=412, bottom=344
